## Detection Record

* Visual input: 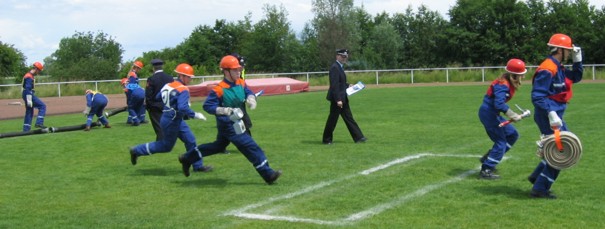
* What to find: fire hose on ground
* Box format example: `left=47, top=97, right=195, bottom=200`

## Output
left=0, top=106, right=127, bottom=139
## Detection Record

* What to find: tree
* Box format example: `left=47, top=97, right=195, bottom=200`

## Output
left=176, top=17, right=252, bottom=75
left=0, top=41, right=28, bottom=81
left=391, top=5, right=449, bottom=68
left=49, top=31, right=123, bottom=80
left=242, top=4, right=300, bottom=73
left=312, top=0, right=360, bottom=69
left=448, top=0, right=532, bottom=66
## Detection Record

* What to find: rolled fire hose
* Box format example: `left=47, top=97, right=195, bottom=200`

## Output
left=538, top=130, right=583, bottom=170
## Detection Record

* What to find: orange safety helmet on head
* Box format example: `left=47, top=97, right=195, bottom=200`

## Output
left=133, top=60, right=144, bottom=69
left=220, top=55, right=241, bottom=69
left=174, top=63, right=194, bottom=77
left=33, top=62, right=44, bottom=71
left=547, top=33, right=573, bottom=49
left=505, top=59, right=527, bottom=75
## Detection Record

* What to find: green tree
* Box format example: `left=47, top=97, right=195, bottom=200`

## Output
left=297, top=23, right=323, bottom=72
left=242, top=4, right=300, bottom=73
left=176, top=17, right=252, bottom=75
left=0, top=41, right=28, bottom=81
left=49, top=31, right=123, bottom=80
left=312, top=0, right=360, bottom=69
left=391, top=5, right=449, bottom=68
left=448, top=0, right=532, bottom=66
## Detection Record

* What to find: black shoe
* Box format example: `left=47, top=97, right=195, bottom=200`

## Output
left=193, top=165, right=213, bottom=173
left=530, top=190, right=557, bottom=199
left=129, top=148, right=138, bottom=165
left=479, top=169, right=500, bottom=180
left=355, top=137, right=367, bottom=143
left=140, top=120, right=148, bottom=124
left=479, top=151, right=489, bottom=163
left=265, top=170, right=282, bottom=185
left=178, top=154, right=192, bottom=177
left=35, top=124, right=47, bottom=129
left=528, top=176, right=536, bottom=184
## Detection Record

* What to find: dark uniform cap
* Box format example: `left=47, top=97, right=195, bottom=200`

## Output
left=151, top=59, right=164, bottom=66
left=336, top=49, right=349, bottom=56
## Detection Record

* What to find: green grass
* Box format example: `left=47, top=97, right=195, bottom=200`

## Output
left=1, top=83, right=604, bottom=228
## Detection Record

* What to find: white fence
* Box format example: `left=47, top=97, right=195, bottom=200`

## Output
left=2, top=65, right=604, bottom=97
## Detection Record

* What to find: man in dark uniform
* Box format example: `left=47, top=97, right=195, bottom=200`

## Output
left=145, top=59, right=174, bottom=141
left=322, top=49, right=366, bottom=144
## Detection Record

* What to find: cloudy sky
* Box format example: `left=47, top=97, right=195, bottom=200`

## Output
left=1, top=0, right=604, bottom=65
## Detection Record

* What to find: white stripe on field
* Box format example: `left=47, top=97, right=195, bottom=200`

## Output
left=225, top=153, right=491, bottom=225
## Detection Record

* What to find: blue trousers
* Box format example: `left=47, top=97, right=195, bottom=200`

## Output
left=184, top=122, right=275, bottom=180
left=86, top=97, right=109, bottom=127
left=529, top=108, right=567, bottom=193
left=131, top=114, right=204, bottom=168
left=22, top=94, right=46, bottom=131
left=127, top=89, right=146, bottom=124
left=478, top=105, right=519, bottom=170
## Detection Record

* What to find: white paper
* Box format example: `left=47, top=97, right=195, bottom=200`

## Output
left=346, top=81, right=365, bottom=96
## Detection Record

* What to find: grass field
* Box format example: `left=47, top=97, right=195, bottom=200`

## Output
left=1, top=83, right=604, bottom=228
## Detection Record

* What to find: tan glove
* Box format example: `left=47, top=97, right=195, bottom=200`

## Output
left=26, top=94, right=33, bottom=108
left=83, top=107, right=91, bottom=116
left=246, top=95, right=257, bottom=110
left=548, top=111, right=562, bottom=128
left=572, top=45, right=582, bottom=63
left=505, top=109, right=522, bottom=122
left=216, top=107, right=233, bottom=116
left=193, top=112, right=206, bottom=121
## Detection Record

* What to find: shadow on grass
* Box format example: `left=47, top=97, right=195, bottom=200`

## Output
left=173, top=178, right=261, bottom=187
left=131, top=168, right=171, bottom=176
left=300, top=140, right=348, bottom=145
left=474, top=185, right=531, bottom=200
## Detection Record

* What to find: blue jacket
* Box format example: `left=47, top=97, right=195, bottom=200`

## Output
left=531, top=56, right=583, bottom=112
left=159, top=80, right=196, bottom=120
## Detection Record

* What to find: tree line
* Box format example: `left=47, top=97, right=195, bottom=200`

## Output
left=1, top=0, right=603, bottom=82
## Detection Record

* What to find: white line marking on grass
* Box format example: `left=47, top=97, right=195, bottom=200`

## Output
left=225, top=153, right=487, bottom=225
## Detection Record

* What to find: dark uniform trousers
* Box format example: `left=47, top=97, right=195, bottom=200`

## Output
left=146, top=71, right=174, bottom=142
left=322, top=97, right=364, bottom=143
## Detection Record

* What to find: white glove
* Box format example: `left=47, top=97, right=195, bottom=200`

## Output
left=83, top=107, right=91, bottom=116
left=26, top=94, right=33, bottom=108
left=505, top=109, right=522, bottom=122
left=229, top=108, right=244, bottom=122
left=216, top=107, right=233, bottom=116
left=246, top=95, right=257, bottom=110
left=572, top=45, right=582, bottom=63
left=193, top=112, right=206, bottom=121
left=548, top=111, right=562, bottom=128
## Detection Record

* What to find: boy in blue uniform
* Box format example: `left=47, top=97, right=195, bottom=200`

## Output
left=83, top=89, right=111, bottom=131
left=22, top=62, right=47, bottom=131
left=178, top=55, right=282, bottom=185
left=129, top=63, right=211, bottom=172
left=528, top=33, right=583, bottom=199
left=478, top=59, right=527, bottom=179
left=125, top=61, right=146, bottom=126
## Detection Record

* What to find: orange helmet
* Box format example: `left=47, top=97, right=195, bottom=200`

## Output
left=547, top=33, right=572, bottom=49
left=174, top=63, right=194, bottom=77
left=505, top=59, right=527, bottom=74
left=220, top=55, right=241, bottom=69
left=133, top=60, right=144, bottom=69
left=120, top=78, right=128, bottom=86
left=33, top=62, right=44, bottom=71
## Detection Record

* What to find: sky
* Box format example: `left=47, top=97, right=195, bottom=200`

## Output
left=1, top=0, right=604, bottom=66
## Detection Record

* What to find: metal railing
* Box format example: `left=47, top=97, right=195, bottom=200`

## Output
left=2, top=64, right=604, bottom=98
